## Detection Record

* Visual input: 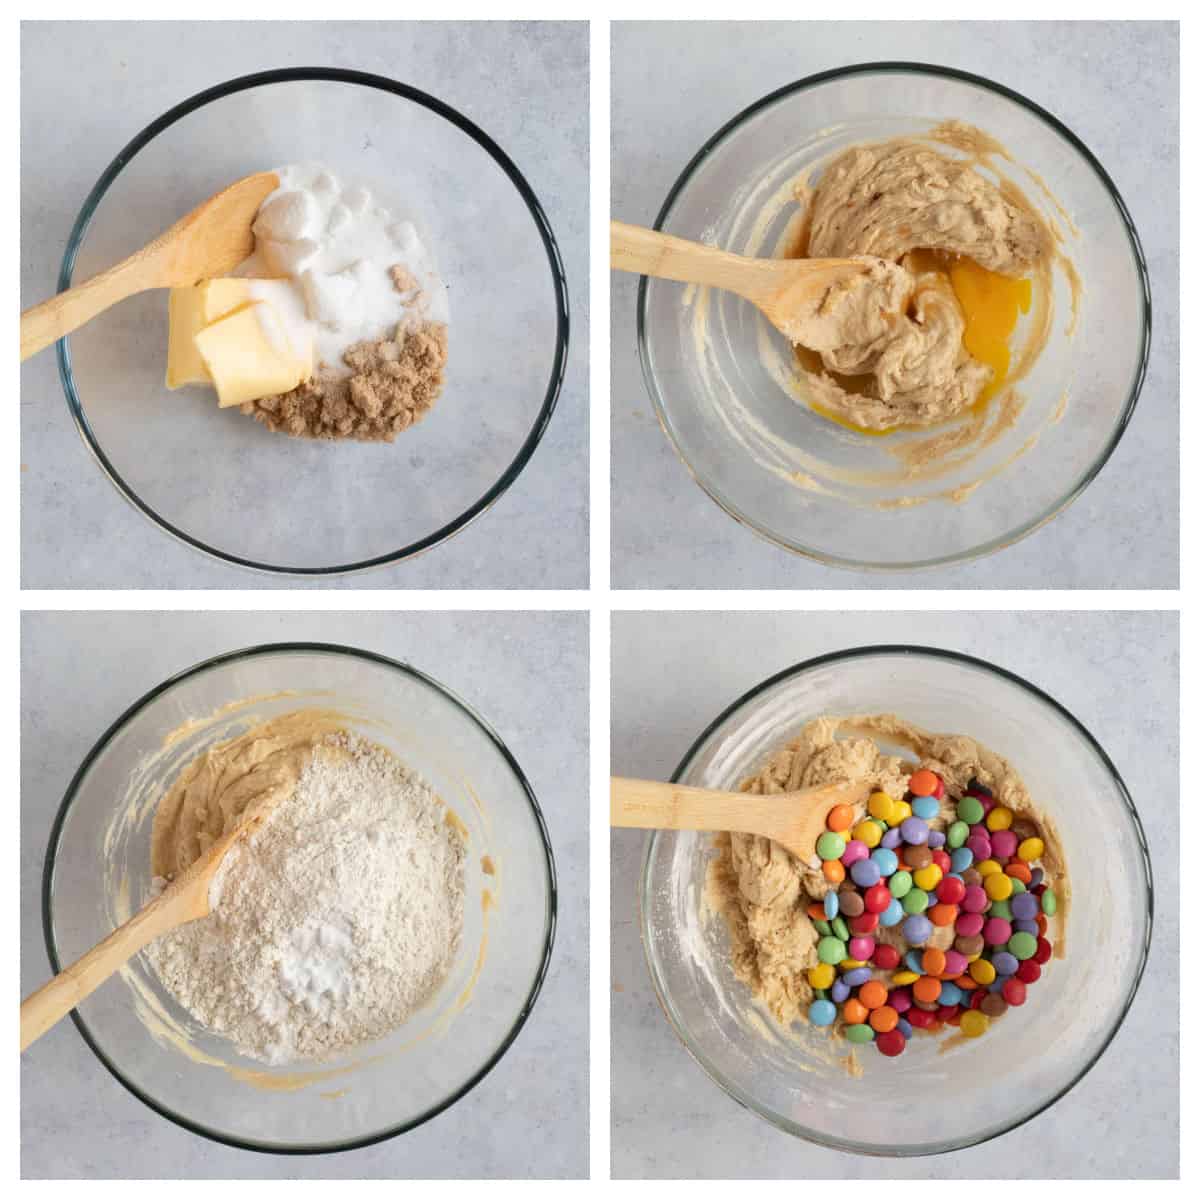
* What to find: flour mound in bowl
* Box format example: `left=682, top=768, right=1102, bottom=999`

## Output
left=144, top=721, right=466, bottom=1065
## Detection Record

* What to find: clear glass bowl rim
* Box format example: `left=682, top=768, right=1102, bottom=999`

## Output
left=635, top=61, right=1152, bottom=572
left=41, top=641, right=558, bottom=1155
left=637, top=642, right=1154, bottom=1155
left=56, top=66, right=571, bottom=577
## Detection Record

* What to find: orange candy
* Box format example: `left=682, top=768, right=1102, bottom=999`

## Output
left=826, top=804, right=855, bottom=833
left=909, top=768, right=939, bottom=797
left=912, top=975, right=942, bottom=1004
left=921, top=948, right=946, bottom=977
left=843, top=998, right=869, bottom=1025
left=807, top=903, right=826, bottom=920
left=929, top=903, right=958, bottom=927
left=859, top=980, right=887, bottom=1010
left=954, top=974, right=978, bottom=990
left=1037, top=913, right=1049, bottom=935
left=822, top=859, right=845, bottom=884
left=1005, top=861, right=1033, bottom=883
left=869, top=1005, right=899, bottom=1033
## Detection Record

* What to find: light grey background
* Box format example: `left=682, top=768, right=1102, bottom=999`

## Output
left=611, top=21, right=1179, bottom=589
left=21, top=21, right=588, bottom=589
left=21, top=611, right=588, bottom=1178
left=611, top=611, right=1178, bottom=1178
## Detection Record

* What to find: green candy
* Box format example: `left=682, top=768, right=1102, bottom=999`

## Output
left=831, top=916, right=850, bottom=941
left=990, top=899, right=1012, bottom=921
left=818, top=935, right=847, bottom=965
left=1009, top=879, right=1027, bottom=893
left=889, top=871, right=913, bottom=899
left=1008, top=931, right=1038, bottom=960
left=844, top=1023, right=875, bottom=1044
left=1042, top=889, right=1058, bottom=916
left=957, top=796, right=985, bottom=825
left=947, top=820, right=969, bottom=849
left=813, top=920, right=832, bottom=936
left=902, top=888, right=929, bottom=915
left=816, top=831, right=846, bottom=861
left=814, top=988, right=828, bottom=1001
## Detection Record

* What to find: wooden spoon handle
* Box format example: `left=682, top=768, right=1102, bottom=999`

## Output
left=20, top=885, right=193, bottom=1051
left=20, top=255, right=153, bottom=362
left=610, top=220, right=769, bottom=300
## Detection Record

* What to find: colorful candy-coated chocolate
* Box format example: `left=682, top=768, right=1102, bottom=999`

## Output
left=831, top=978, right=851, bottom=1002
left=848, top=936, right=875, bottom=961
left=904, top=950, right=924, bottom=974
left=1034, top=936, right=1053, bottom=964
left=850, top=859, right=882, bottom=888
left=838, top=890, right=864, bottom=918
left=983, top=917, right=1012, bottom=945
left=913, top=864, right=943, bottom=891
left=808, top=963, right=835, bottom=989
left=1016, top=960, right=1041, bottom=984
left=889, top=871, right=914, bottom=899
left=880, top=899, right=905, bottom=927
left=921, top=947, right=946, bottom=976
left=957, top=795, right=985, bottom=824
left=939, top=981, right=964, bottom=1006
left=966, top=833, right=992, bottom=862
left=992, top=951, right=1018, bottom=976
left=927, top=829, right=947, bottom=850
left=881, top=826, right=903, bottom=850
left=1029, top=867, right=1044, bottom=887
left=909, top=768, right=938, bottom=797
left=943, top=950, right=968, bottom=976
left=854, top=820, right=884, bottom=849
left=1007, top=931, right=1037, bottom=960
left=950, top=847, right=973, bottom=874
left=842, top=966, right=872, bottom=987
left=841, top=839, right=869, bottom=866
left=876, top=1028, right=906, bottom=1055
left=912, top=794, right=939, bottom=820
left=868, top=791, right=896, bottom=822
left=959, top=1009, right=989, bottom=1038
left=902, top=914, right=933, bottom=944
left=1041, top=889, right=1058, bottom=915
left=859, top=980, right=887, bottom=1010
left=826, top=804, right=855, bottom=832
left=984, top=873, right=1014, bottom=901
left=929, top=903, right=958, bottom=927
left=823, top=892, right=839, bottom=920
left=889, top=987, right=912, bottom=1013
left=863, top=884, right=891, bottom=914
left=900, top=816, right=929, bottom=846
left=985, top=806, right=1013, bottom=831
left=870, top=847, right=899, bottom=877
left=818, top=936, right=847, bottom=964
left=1018, top=836, right=1045, bottom=862
left=1002, top=978, right=1027, bottom=1006
left=955, top=911, right=984, bottom=937
left=897, top=1017, right=913, bottom=1038
left=822, top=860, right=845, bottom=884
left=907, top=1007, right=937, bottom=1029
left=980, top=993, right=1008, bottom=1018
left=845, top=1023, right=874, bottom=1044
left=893, top=970, right=920, bottom=986
left=1013, top=920, right=1039, bottom=935
left=962, top=885, right=989, bottom=914
left=817, top=831, right=846, bottom=861
left=1010, top=892, right=1039, bottom=921
left=873, top=943, right=901, bottom=970
left=947, top=820, right=969, bottom=849
left=989, top=899, right=1012, bottom=921
left=901, top=888, right=929, bottom=915
left=937, top=876, right=966, bottom=905
left=810, top=998, right=837, bottom=1025
left=831, top=916, right=850, bottom=940
left=870, top=1005, right=900, bottom=1033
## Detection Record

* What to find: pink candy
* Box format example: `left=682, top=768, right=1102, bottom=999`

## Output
left=849, top=936, right=875, bottom=961
left=841, top=839, right=869, bottom=866
left=962, top=885, right=989, bottom=914
left=943, top=950, right=968, bottom=976
left=956, top=911, right=985, bottom=936
left=991, top=829, right=1018, bottom=859
left=890, top=987, right=913, bottom=1013
left=984, top=917, right=1013, bottom=945
left=966, top=833, right=992, bottom=861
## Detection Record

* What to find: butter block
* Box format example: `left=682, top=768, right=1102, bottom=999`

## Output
left=165, top=286, right=211, bottom=389
left=193, top=302, right=312, bottom=408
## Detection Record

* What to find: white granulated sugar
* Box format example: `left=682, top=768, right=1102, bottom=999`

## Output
left=144, top=734, right=466, bottom=1065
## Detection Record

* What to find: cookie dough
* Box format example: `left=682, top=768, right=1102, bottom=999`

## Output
left=704, top=714, right=1068, bottom=1028
left=794, top=126, right=1052, bottom=430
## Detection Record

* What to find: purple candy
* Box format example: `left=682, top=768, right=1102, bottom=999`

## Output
left=983, top=917, right=1012, bottom=946
left=1010, top=892, right=1039, bottom=921
left=988, top=979, right=1006, bottom=993
left=927, top=830, right=947, bottom=849
left=1013, top=919, right=1039, bottom=935
left=966, top=834, right=992, bottom=862
left=842, top=967, right=872, bottom=987
left=832, top=979, right=851, bottom=1002
left=841, top=839, right=869, bottom=866
left=881, top=826, right=903, bottom=850
left=962, top=885, right=989, bottom=914
left=900, top=817, right=929, bottom=846
left=850, top=858, right=881, bottom=888
left=991, top=829, right=1018, bottom=859
left=992, top=951, right=1019, bottom=976
left=898, top=1017, right=913, bottom=1038
left=903, top=914, right=932, bottom=945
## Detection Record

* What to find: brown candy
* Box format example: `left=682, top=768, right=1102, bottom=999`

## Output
left=960, top=868, right=982, bottom=887
left=1011, top=818, right=1039, bottom=841
left=955, top=933, right=985, bottom=957
left=903, top=844, right=932, bottom=869
left=980, top=993, right=1008, bottom=1018
left=838, top=891, right=865, bottom=917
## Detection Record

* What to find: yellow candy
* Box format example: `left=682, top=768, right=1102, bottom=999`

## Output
left=984, top=873, right=1013, bottom=901
left=977, top=859, right=1002, bottom=878
left=969, top=959, right=996, bottom=984
left=840, top=959, right=868, bottom=970
left=868, top=792, right=895, bottom=823
left=854, top=820, right=883, bottom=849
left=892, top=800, right=913, bottom=823
left=892, top=971, right=920, bottom=985
left=913, top=864, right=942, bottom=891
left=1018, top=836, right=1045, bottom=862
left=808, top=963, right=835, bottom=990
left=960, top=1010, right=990, bottom=1038
left=986, top=806, right=1013, bottom=831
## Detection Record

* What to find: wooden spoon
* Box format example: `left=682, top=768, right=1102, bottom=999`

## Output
left=611, top=775, right=871, bottom=861
left=610, top=219, right=870, bottom=344
left=20, top=170, right=280, bottom=363
left=20, top=794, right=277, bottom=1052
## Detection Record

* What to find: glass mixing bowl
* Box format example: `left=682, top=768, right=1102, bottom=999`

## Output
left=42, top=644, right=556, bottom=1153
left=56, top=69, right=568, bottom=575
left=639, top=646, right=1151, bottom=1155
left=638, top=64, right=1149, bottom=570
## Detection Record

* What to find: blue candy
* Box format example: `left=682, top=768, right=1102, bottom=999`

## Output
left=950, top=847, right=974, bottom=874
left=1013, top=919, right=1039, bottom=935
left=880, top=898, right=904, bottom=927
left=900, top=816, right=930, bottom=846
left=988, top=979, right=1006, bottom=993
left=905, top=950, right=924, bottom=974
left=881, top=826, right=903, bottom=850
left=927, top=829, right=947, bottom=849
left=843, top=967, right=872, bottom=987
left=903, top=914, right=932, bottom=944
left=870, top=847, right=899, bottom=877
left=850, top=858, right=882, bottom=888
left=824, top=892, right=839, bottom=920
left=810, top=999, right=837, bottom=1026
left=897, top=1017, right=913, bottom=1038
left=992, top=951, right=1019, bottom=977
left=831, top=979, right=851, bottom=1003
left=912, top=795, right=939, bottom=820
left=939, top=982, right=963, bottom=1006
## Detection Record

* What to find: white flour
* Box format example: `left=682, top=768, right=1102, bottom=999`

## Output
left=144, top=733, right=465, bottom=1065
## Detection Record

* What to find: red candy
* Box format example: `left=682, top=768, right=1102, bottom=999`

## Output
left=937, top=876, right=966, bottom=905
left=907, top=1008, right=937, bottom=1029
left=1016, top=960, right=1042, bottom=984
left=873, top=943, right=900, bottom=970
left=1034, top=937, right=1053, bottom=964
left=876, top=1029, right=906, bottom=1056
left=849, top=912, right=879, bottom=935
left=936, top=1004, right=961, bottom=1022
left=932, top=849, right=951, bottom=873
left=864, top=884, right=891, bottom=914
left=969, top=989, right=987, bottom=1010
left=1002, top=978, right=1027, bottom=1007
